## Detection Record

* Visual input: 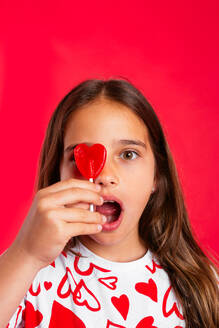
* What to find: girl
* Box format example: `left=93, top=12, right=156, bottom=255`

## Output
left=1, top=78, right=218, bottom=327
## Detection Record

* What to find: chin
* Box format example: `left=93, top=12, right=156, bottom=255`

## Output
left=87, top=233, right=124, bottom=246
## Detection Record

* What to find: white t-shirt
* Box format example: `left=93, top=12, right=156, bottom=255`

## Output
left=7, top=239, right=186, bottom=327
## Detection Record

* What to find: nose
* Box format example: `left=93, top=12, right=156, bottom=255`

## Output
left=94, top=160, right=119, bottom=187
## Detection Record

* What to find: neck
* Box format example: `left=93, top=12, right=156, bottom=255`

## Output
left=77, top=235, right=148, bottom=263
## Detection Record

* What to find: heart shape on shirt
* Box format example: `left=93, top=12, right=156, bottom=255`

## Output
left=136, top=316, right=158, bottom=328
left=74, top=143, right=107, bottom=179
left=135, top=278, right=158, bottom=302
left=98, top=276, right=118, bottom=290
left=22, top=300, right=43, bottom=327
left=49, top=300, right=86, bottom=327
left=73, top=279, right=101, bottom=311
left=111, top=294, right=129, bottom=320
left=106, top=319, right=126, bottom=327
left=145, top=259, right=163, bottom=274
left=162, top=286, right=184, bottom=320
left=44, top=281, right=52, bottom=290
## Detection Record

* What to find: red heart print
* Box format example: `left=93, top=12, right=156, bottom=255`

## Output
left=49, top=300, right=86, bottom=327
left=22, top=300, right=43, bottom=327
left=136, top=316, right=158, bottom=328
left=162, top=286, right=184, bottom=320
left=44, top=281, right=52, bottom=290
left=73, top=279, right=101, bottom=311
left=111, top=294, right=129, bottom=320
left=106, top=320, right=126, bottom=327
left=98, top=276, right=118, bottom=290
left=74, top=143, right=107, bottom=179
left=135, top=278, right=158, bottom=302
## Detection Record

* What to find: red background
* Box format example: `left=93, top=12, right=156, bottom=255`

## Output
left=0, top=1, right=218, bottom=260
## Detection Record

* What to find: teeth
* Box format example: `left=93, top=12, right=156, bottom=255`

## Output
left=106, top=215, right=115, bottom=223
left=104, top=200, right=115, bottom=203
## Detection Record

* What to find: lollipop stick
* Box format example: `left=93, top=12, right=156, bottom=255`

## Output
left=89, top=178, right=94, bottom=212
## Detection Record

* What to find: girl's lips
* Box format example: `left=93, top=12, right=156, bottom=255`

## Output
left=94, top=196, right=124, bottom=218
left=101, top=209, right=124, bottom=232
left=94, top=195, right=124, bottom=232
left=96, top=195, right=124, bottom=211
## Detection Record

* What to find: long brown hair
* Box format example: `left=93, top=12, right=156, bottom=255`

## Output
left=35, top=77, right=218, bottom=327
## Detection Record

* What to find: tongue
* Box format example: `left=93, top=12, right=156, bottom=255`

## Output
left=96, top=203, right=119, bottom=215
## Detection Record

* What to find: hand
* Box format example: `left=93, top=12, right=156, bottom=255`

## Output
left=12, top=178, right=105, bottom=269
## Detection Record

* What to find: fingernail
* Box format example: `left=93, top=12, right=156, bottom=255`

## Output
left=95, top=185, right=101, bottom=191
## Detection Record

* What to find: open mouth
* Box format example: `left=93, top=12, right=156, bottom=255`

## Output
left=96, top=200, right=122, bottom=223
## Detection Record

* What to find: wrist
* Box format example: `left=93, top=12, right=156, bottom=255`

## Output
left=8, top=243, right=45, bottom=272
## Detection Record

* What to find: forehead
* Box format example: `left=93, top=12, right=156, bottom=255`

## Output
left=63, top=99, right=149, bottom=144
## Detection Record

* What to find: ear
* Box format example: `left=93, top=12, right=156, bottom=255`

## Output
left=152, top=179, right=156, bottom=193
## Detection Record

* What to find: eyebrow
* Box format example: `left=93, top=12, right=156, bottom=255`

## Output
left=64, top=139, right=147, bottom=153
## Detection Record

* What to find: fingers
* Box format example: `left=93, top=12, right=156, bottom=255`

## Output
left=45, top=207, right=105, bottom=238
left=41, top=178, right=100, bottom=194
left=38, top=188, right=103, bottom=209
left=65, top=202, right=89, bottom=209
left=66, top=221, right=103, bottom=237
left=46, top=207, right=105, bottom=224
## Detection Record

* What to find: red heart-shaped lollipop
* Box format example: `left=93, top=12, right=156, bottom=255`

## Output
left=73, top=143, right=107, bottom=180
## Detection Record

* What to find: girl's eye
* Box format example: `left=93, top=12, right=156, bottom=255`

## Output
left=120, top=150, right=139, bottom=160
left=69, top=150, right=139, bottom=162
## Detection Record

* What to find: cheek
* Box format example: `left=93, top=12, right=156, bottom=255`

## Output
left=72, top=165, right=87, bottom=180
left=60, top=161, right=86, bottom=181
left=125, top=163, right=154, bottom=205
left=128, top=163, right=154, bottom=187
